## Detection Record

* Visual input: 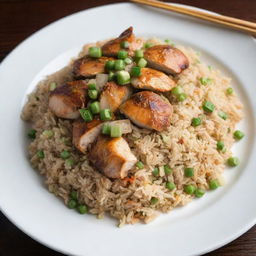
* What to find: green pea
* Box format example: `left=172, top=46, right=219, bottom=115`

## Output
left=77, top=204, right=88, bottom=214
left=233, top=130, right=244, bottom=140
left=27, top=129, right=36, bottom=139
left=60, top=150, right=70, bottom=159
left=150, top=197, right=159, bottom=205
left=68, top=199, right=77, bottom=209
left=227, top=157, right=239, bottom=167
left=216, top=141, right=225, bottom=151
left=177, top=93, right=187, bottom=102
left=194, top=188, right=205, bottom=198
left=136, top=161, right=144, bottom=169
left=209, top=179, right=219, bottom=190
left=184, top=184, right=196, bottom=194
left=70, top=190, right=78, bottom=200
left=164, top=164, right=172, bottom=175
left=166, top=182, right=176, bottom=191
left=66, top=158, right=74, bottom=167
left=152, top=167, right=159, bottom=176
left=184, top=167, right=194, bottom=177
left=37, top=150, right=44, bottom=159
left=226, top=87, right=233, bottom=95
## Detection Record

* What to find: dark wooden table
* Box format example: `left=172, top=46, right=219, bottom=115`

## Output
left=0, top=0, right=255, bottom=255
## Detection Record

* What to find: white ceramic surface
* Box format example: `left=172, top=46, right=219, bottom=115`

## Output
left=0, top=3, right=256, bottom=256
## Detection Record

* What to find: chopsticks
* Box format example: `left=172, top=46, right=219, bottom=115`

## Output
left=131, top=0, right=256, bottom=36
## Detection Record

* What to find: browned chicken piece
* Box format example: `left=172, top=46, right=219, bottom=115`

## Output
left=102, top=27, right=143, bottom=57
left=73, top=119, right=133, bottom=153
left=73, top=56, right=114, bottom=78
left=73, top=119, right=102, bottom=153
left=131, top=67, right=176, bottom=92
left=48, top=80, right=87, bottom=119
left=99, top=81, right=133, bottom=112
left=89, top=135, right=137, bottom=179
left=144, top=45, right=189, bottom=75
left=119, top=91, right=173, bottom=131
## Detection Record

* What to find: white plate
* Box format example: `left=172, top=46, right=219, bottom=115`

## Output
left=0, top=3, right=256, bottom=256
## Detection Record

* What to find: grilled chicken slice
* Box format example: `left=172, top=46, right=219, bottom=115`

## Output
left=89, top=135, right=137, bottom=179
left=73, top=56, right=114, bottom=78
left=73, top=120, right=102, bottom=153
left=144, top=45, right=189, bottom=75
left=73, top=119, right=132, bottom=153
left=102, top=27, right=143, bottom=57
left=120, top=91, right=173, bottom=131
left=99, top=82, right=133, bottom=112
left=131, top=67, right=176, bottom=92
left=49, top=80, right=87, bottom=119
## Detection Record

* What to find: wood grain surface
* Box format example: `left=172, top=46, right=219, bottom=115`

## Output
left=0, top=0, right=255, bottom=255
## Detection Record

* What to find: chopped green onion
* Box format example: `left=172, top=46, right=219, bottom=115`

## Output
left=144, top=42, right=154, bottom=48
left=194, top=188, right=205, bottom=198
left=216, top=141, right=225, bottom=151
left=124, top=57, right=132, bottom=65
left=164, top=39, right=171, bottom=44
left=114, top=59, right=125, bottom=71
left=130, top=66, right=141, bottom=77
left=88, top=47, right=102, bottom=58
left=102, top=123, right=111, bottom=135
left=88, top=89, right=98, bottom=99
left=177, top=93, right=187, bottom=102
left=136, top=161, right=144, bottom=169
left=226, top=87, right=233, bottom=95
left=199, top=77, right=212, bottom=85
left=105, top=60, right=115, bottom=71
left=171, top=86, right=183, bottom=95
left=27, top=129, right=36, bottom=139
left=49, top=82, right=57, bottom=91
left=137, top=58, right=147, bottom=68
left=100, top=109, right=112, bottom=121
left=203, top=101, right=215, bottom=113
left=77, top=204, right=88, bottom=214
left=135, top=49, right=144, bottom=58
left=79, top=109, right=93, bottom=122
left=108, top=71, right=115, bottom=81
left=117, top=50, right=128, bottom=59
left=88, top=83, right=97, bottom=90
left=209, top=179, right=219, bottom=190
left=120, top=41, right=129, bottom=49
left=150, top=197, right=159, bottom=205
left=227, top=157, right=239, bottom=167
left=184, top=184, right=196, bottom=194
left=68, top=199, right=77, bottom=209
left=218, top=111, right=228, bottom=120
left=110, top=125, right=122, bottom=138
left=191, top=117, right=201, bottom=127
left=70, top=190, right=78, bottom=200
left=89, top=101, right=100, bottom=114
left=208, top=65, right=212, bottom=71
left=66, top=158, right=74, bottom=167
left=60, top=150, right=70, bottom=159
left=233, top=130, right=245, bottom=140
left=116, top=70, right=130, bottom=85
left=42, top=130, right=54, bottom=138
left=37, top=150, right=44, bottom=159
left=152, top=167, right=159, bottom=176
left=166, top=182, right=176, bottom=191
left=184, top=167, right=194, bottom=177
left=164, top=164, right=172, bottom=175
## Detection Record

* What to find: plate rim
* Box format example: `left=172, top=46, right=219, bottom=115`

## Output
left=0, top=2, right=256, bottom=256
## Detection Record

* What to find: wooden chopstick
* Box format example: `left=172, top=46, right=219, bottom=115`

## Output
left=131, top=0, right=256, bottom=36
